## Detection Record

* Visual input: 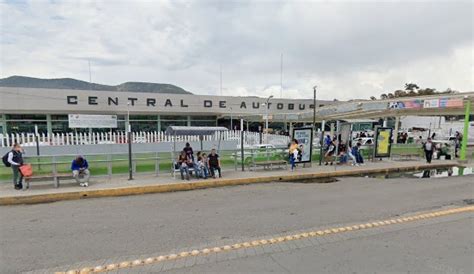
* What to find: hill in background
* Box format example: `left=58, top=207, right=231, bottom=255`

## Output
left=0, top=76, right=192, bottom=94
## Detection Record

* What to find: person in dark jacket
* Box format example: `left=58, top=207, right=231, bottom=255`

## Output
left=208, top=149, right=222, bottom=178
left=71, top=155, right=90, bottom=187
left=7, top=143, right=24, bottom=190
left=183, top=143, right=194, bottom=161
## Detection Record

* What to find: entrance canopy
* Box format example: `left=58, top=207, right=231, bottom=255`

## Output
left=165, top=126, right=228, bottom=136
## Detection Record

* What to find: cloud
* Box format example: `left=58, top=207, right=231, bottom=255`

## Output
left=0, top=0, right=472, bottom=100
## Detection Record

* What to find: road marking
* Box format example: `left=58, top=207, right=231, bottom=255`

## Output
left=56, top=205, right=474, bottom=274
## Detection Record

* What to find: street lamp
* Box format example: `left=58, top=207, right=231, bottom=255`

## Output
left=261, top=95, right=274, bottom=143
left=229, top=107, right=233, bottom=131
left=263, top=95, right=274, bottom=133
left=127, top=102, right=133, bottom=180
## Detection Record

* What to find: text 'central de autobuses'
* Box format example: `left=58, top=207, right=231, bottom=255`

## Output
left=66, top=96, right=315, bottom=110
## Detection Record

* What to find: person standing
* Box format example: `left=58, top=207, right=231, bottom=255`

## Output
left=71, top=155, right=90, bottom=187
left=352, top=142, right=364, bottom=165
left=288, top=139, right=299, bottom=171
left=208, top=149, right=222, bottom=178
left=423, top=137, right=434, bottom=164
left=183, top=142, right=194, bottom=161
left=324, top=139, right=336, bottom=165
left=5, top=143, right=24, bottom=190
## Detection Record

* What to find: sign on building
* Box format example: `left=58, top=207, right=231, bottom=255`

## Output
left=292, top=127, right=313, bottom=163
left=68, top=114, right=117, bottom=128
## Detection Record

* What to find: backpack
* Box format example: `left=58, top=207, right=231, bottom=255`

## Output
left=2, top=151, right=11, bottom=167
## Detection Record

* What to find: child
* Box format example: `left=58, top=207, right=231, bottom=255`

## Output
left=197, top=152, right=209, bottom=179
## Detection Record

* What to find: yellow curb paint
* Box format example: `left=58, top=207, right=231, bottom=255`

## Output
left=61, top=206, right=473, bottom=274
left=168, top=254, right=178, bottom=260
left=118, top=261, right=130, bottom=268
left=156, top=255, right=166, bottom=261
left=1, top=163, right=458, bottom=206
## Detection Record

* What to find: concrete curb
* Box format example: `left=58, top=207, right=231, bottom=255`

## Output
left=0, top=163, right=458, bottom=206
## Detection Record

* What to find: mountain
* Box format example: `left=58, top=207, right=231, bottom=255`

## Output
left=0, top=76, right=192, bottom=94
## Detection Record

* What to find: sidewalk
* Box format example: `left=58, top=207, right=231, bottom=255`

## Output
left=0, top=159, right=464, bottom=205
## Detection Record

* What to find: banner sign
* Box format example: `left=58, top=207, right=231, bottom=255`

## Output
left=292, top=127, right=313, bottom=163
left=389, top=100, right=423, bottom=109
left=423, top=99, right=440, bottom=108
left=68, top=114, right=118, bottom=128
left=439, top=98, right=464, bottom=108
left=374, top=127, right=393, bottom=158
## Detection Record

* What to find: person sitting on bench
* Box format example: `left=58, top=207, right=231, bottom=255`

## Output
left=208, top=149, right=222, bottom=178
left=177, top=150, right=192, bottom=180
left=71, top=155, right=90, bottom=187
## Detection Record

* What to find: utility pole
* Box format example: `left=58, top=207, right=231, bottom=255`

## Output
left=313, top=86, right=317, bottom=165
left=220, top=64, right=222, bottom=96
left=127, top=102, right=133, bottom=180
left=280, top=53, right=283, bottom=98
left=230, top=107, right=233, bottom=130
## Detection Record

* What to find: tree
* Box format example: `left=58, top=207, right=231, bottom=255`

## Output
left=370, top=96, right=377, bottom=100
left=387, top=93, right=395, bottom=99
left=380, top=94, right=388, bottom=100
left=394, top=90, right=407, bottom=97
left=404, top=83, right=419, bottom=91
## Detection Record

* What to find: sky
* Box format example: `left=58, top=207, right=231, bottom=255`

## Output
left=0, top=0, right=472, bottom=101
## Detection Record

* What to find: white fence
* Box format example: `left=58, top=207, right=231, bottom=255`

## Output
left=0, top=131, right=290, bottom=148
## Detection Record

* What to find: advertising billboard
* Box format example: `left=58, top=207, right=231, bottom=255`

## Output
left=374, top=127, right=393, bottom=158
left=292, top=127, right=313, bottom=163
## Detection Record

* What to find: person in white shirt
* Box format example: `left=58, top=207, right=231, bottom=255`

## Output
left=423, top=137, right=434, bottom=163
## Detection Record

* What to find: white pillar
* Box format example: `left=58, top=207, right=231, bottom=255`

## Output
left=394, top=116, right=400, bottom=143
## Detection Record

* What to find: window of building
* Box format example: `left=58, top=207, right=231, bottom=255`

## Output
left=6, top=114, right=47, bottom=121
left=160, top=120, right=187, bottom=131
left=7, top=121, right=48, bottom=134
left=130, top=121, right=158, bottom=132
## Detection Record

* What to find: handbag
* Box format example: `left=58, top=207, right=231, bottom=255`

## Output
left=19, top=164, right=33, bottom=177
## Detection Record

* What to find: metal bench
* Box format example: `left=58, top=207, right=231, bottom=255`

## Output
left=23, top=173, right=74, bottom=190
left=172, top=161, right=195, bottom=178
left=393, top=153, right=420, bottom=161
left=249, top=160, right=287, bottom=171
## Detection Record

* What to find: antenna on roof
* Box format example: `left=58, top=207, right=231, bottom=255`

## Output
left=88, top=60, right=92, bottom=91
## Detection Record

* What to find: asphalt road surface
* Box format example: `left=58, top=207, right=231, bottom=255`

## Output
left=0, top=174, right=472, bottom=273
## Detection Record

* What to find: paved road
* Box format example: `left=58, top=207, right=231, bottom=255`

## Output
left=0, top=174, right=472, bottom=273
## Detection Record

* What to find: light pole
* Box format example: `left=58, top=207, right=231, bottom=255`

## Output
left=263, top=95, right=274, bottom=134
left=127, top=102, right=133, bottom=180
left=230, top=107, right=233, bottom=130
left=313, top=85, right=317, bottom=165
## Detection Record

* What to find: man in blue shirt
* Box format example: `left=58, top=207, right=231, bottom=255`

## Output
left=71, top=155, right=90, bottom=187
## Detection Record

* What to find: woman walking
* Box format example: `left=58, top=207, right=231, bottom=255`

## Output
left=288, top=139, right=299, bottom=171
